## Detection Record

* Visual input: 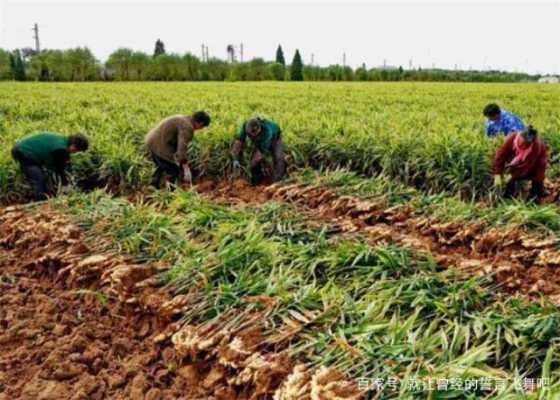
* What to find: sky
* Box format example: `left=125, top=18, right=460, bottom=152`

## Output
left=0, top=0, right=558, bottom=74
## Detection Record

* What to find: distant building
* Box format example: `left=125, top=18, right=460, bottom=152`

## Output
left=538, top=76, right=559, bottom=84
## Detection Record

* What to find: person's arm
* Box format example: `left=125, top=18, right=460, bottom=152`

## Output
left=272, top=121, right=282, bottom=139
left=174, top=121, right=194, bottom=167
left=231, top=124, right=247, bottom=162
left=494, top=134, right=515, bottom=175
left=485, top=121, right=497, bottom=137
left=52, top=149, right=70, bottom=185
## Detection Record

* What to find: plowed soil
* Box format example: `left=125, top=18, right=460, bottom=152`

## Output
left=195, top=179, right=560, bottom=300
left=0, top=206, right=361, bottom=400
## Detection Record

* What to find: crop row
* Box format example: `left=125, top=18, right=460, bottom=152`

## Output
left=2, top=82, right=560, bottom=202
left=53, top=188, right=560, bottom=398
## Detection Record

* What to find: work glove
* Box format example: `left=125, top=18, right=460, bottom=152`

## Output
left=493, top=174, right=503, bottom=187
left=232, top=160, right=241, bottom=170
left=182, top=164, right=193, bottom=185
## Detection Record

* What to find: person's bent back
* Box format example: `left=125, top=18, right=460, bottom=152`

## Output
left=12, top=132, right=89, bottom=201
left=483, top=103, right=526, bottom=137
left=145, top=111, right=211, bottom=188
left=493, top=126, right=547, bottom=203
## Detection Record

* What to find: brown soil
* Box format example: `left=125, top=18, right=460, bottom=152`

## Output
left=195, top=179, right=560, bottom=300
left=0, top=206, right=361, bottom=400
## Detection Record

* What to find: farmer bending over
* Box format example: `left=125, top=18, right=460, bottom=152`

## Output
left=483, top=103, right=526, bottom=137
left=231, top=118, right=286, bottom=185
left=493, top=126, right=547, bottom=203
left=11, top=132, right=89, bottom=201
left=145, top=111, right=211, bottom=188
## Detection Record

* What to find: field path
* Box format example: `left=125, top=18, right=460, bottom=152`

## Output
left=196, top=179, right=560, bottom=300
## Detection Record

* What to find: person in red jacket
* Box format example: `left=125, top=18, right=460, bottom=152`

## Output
left=493, top=125, right=547, bottom=203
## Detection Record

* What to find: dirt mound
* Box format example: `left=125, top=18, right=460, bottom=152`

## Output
left=195, top=179, right=560, bottom=299
left=0, top=206, right=360, bottom=400
left=264, top=183, right=560, bottom=298
left=194, top=179, right=272, bottom=205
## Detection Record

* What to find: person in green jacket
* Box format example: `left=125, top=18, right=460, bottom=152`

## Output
left=231, top=118, right=286, bottom=185
left=11, top=132, right=89, bottom=201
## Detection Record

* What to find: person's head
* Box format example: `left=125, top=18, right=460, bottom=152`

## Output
left=245, top=118, right=263, bottom=139
left=192, top=111, right=211, bottom=130
left=519, top=125, right=538, bottom=148
left=483, top=103, right=501, bottom=121
left=68, top=133, right=89, bottom=154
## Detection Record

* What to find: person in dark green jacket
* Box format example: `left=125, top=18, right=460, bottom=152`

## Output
left=11, top=132, right=89, bottom=201
left=231, top=118, right=286, bottom=185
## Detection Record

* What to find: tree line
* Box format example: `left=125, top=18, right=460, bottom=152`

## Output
left=0, top=42, right=538, bottom=83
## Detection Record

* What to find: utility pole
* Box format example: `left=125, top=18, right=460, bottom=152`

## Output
left=311, top=53, right=314, bottom=66
left=342, top=52, right=346, bottom=67
left=240, top=43, right=244, bottom=62
left=201, top=44, right=210, bottom=62
left=32, top=23, right=40, bottom=53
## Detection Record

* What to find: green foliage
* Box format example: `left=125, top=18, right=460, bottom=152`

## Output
left=106, top=48, right=134, bottom=80
left=153, top=39, right=166, bottom=58
left=0, top=49, right=12, bottom=80
left=11, top=50, right=26, bottom=81
left=26, top=47, right=99, bottom=81
left=53, top=189, right=560, bottom=398
left=0, top=46, right=541, bottom=82
left=1, top=82, right=560, bottom=202
left=275, top=44, right=285, bottom=65
left=290, top=49, right=304, bottom=81
left=268, top=62, right=286, bottom=81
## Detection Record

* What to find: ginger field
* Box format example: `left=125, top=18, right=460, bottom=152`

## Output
left=2, top=82, right=560, bottom=399
left=2, top=81, right=560, bottom=202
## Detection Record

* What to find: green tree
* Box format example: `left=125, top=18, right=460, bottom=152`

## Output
left=269, top=62, right=285, bottom=81
left=247, top=58, right=268, bottom=80
left=149, top=53, right=183, bottom=80
left=290, top=49, right=303, bottom=81
left=66, top=47, right=98, bottom=81
left=107, top=48, right=134, bottom=80
left=342, top=66, right=354, bottom=81
left=201, top=58, right=229, bottom=81
left=12, top=50, right=26, bottom=81
left=182, top=53, right=201, bottom=81
left=228, top=62, right=250, bottom=81
left=275, top=45, right=285, bottom=65
left=153, top=39, right=166, bottom=58
left=130, top=51, right=151, bottom=80
left=356, top=63, right=369, bottom=81
left=0, top=49, right=12, bottom=80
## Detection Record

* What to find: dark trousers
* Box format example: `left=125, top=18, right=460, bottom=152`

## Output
left=505, top=179, right=545, bottom=203
left=12, top=147, right=49, bottom=201
left=250, top=137, right=286, bottom=185
left=150, top=152, right=181, bottom=189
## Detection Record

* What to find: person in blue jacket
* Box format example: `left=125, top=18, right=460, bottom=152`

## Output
left=483, top=103, right=526, bottom=137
